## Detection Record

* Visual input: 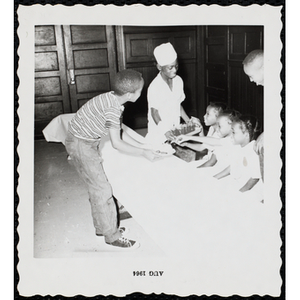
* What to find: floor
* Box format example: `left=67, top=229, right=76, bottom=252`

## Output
left=34, top=128, right=165, bottom=258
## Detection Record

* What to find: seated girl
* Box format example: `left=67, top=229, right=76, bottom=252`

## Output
left=175, top=109, right=240, bottom=165
left=213, top=115, right=261, bottom=193
left=200, top=102, right=227, bottom=138
left=197, top=109, right=240, bottom=168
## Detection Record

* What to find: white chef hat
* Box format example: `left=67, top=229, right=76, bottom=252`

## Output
left=153, top=43, right=177, bottom=66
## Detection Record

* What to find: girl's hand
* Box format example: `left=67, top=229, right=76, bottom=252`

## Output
left=190, top=116, right=201, bottom=127
left=174, top=135, right=190, bottom=144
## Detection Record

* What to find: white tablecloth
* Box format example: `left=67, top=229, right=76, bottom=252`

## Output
left=42, top=114, right=281, bottom=296
left=42, top=113, right=75, bottom=145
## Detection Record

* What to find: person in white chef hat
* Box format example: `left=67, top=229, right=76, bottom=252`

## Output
left=145, top=42, right=200, bottom=145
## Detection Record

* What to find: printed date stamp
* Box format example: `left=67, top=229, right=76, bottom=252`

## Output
left=133, top=271, right=164, bottom=276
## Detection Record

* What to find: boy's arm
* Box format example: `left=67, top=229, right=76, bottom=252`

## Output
left=109, top=128, right=160, bottom=161
left=121, top=129, right=143, bottom=148
left=239, top=178, right=259, bottom=193
left=213, top=166, right=230, bottom=179
left=197, top=154, right=217, bottom=168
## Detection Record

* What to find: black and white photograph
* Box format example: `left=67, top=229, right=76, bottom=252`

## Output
left=16, top=3, right=284, bottom=298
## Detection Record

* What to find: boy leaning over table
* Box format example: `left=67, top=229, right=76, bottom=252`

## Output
left=65, top=69, right=161, bottom=250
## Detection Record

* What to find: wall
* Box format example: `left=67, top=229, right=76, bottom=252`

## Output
left=34, top=25, right=263, bottom=138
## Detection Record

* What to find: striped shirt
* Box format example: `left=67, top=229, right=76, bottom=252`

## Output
left=69, top=92, right=124, bottom=140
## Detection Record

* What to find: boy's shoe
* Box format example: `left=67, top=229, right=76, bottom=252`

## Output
left=105, top=236, right=140, bottom=250
left=96, top=226, right=129, bottom=237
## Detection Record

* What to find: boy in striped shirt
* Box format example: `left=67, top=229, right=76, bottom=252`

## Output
left=65, top=70, right=160, bottom=250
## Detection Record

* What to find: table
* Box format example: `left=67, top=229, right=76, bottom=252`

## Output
left=42, top=114, right=282, bottom=296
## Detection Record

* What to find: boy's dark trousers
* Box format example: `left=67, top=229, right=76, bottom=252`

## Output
left=65, top=131, right=122, bottom=243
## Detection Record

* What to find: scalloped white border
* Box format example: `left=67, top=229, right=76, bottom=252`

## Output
left=16, top=4, right=283, bottom=297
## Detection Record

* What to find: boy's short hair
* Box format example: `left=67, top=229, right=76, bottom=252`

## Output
left=112, top=69, right=143, bottom=96
left=242, top=49, right=263, bottom=66
left=208, top=102, right=227, bottom=117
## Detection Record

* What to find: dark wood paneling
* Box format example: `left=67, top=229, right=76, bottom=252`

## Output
left=229, top=62, right=263, bottom=129
left=76, top=73, right=110, bottom=94
left=204, top=26, right=228, bottom=108
left=177, top=62, right=197, bottom=117
left=120, top=26, right=198, bottom=129
left=73, top=49, right=109, bottom=69
left=63, top=25, right=117, bottom=112
left=70, top=25, right=107, bottom=44
left=35, top=102, right=63, bottom=121
left=124, top=31, right=196, bottom=64
left=35, top=77, right=62, bottom=97
left=228, top=26, right=263, bottom=61
left=203, top=25, right=263, bottom=130
left=227, top=26, right=263, bottom=129
left=207, top=26, right=227, bottom=37
left=35, top=25, right=56, bottom=46
left=34, top=25, right=71, bottom=138
left=35, top=52, right=59, bottom=71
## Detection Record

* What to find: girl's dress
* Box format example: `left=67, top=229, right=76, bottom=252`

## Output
left=201, top=125, right=220, bottom=160
left=230, top=140, right=262, bottom=191
left=215, top=140, right=263, bottom=202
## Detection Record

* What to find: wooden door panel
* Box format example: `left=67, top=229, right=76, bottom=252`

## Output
left=70, top=25, right=107, bottom=44
left=125, top=31, right=196, bottom=64
left=34, top=25, right=71, bottom=138
left=63, top=25, right=117, bottom=111
left=35, top=25, right=56, bottom=45
left=228, top=26, right=263, bottom=60
left=35, top=102, right=64, bottom=121
left=35, top=77, right=62, bottom=98
left=227, top=26, right=263, bottom=128
left=229, top=63, right=263, bottom=129
left=35, top=52, right=59, bottom=71
left=73, top=49, right=109, bottom=69
left=204, top=26, right=227, bottom=106
left=76, top=73, right=111, bottom=94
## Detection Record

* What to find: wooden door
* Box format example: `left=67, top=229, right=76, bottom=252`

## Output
left=204, top=26, right=228, bottom=105
left=34, top=25, right=71, bottom=138
left=203, top=26, right=263, bottom=129
left=62, top=25, right=117, bottom=112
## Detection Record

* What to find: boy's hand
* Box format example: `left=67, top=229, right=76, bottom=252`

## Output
left=142, top=149, right=162, bottom=161
left=140, top=143, right=153, bottom=150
